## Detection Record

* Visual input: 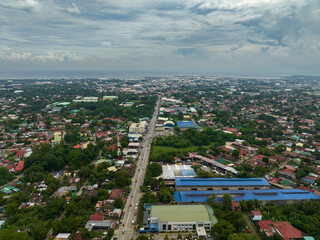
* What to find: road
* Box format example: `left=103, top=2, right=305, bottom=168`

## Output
left=115, top=96, right=161, bottom=240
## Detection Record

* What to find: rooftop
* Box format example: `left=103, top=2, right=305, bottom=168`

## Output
left=150, top=205, right=216, bottom=223
left=174, top=189, right=320, bottom=203
left=175, top=177, right=270, bottom=187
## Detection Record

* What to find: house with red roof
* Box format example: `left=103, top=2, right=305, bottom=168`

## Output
left=73, top=144, right=81, bottom=149
left=258, top=220, right=303, bottom=240
left=15, top=161, right=24, bottom=172
left=89, top=212, right=104, bottom=221
left=109, top=189, right=122, bottom=199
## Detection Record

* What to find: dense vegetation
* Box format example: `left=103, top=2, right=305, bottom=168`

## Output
left=0, top=167, right=14, bottom=185
left=24, top=143, right=99, bottom=182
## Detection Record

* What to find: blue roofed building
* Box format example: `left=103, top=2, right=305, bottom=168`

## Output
left=177, top=121, right=202, bottom=131
left=174, top=189, right=320, bottom=206
left=175, top=177, right=270, bottom=191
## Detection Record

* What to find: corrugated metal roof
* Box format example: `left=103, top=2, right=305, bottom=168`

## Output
left=174, top=189, right=320, bottom=203
left=175, top=177, right=270, bottom=186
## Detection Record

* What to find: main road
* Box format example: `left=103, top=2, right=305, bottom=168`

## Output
left=115, top=96, right=161, bottom=240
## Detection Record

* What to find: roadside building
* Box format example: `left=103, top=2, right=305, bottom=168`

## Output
left=148, top=205, right=217, bottom=233
left=129, top=122, right=147, bottom=134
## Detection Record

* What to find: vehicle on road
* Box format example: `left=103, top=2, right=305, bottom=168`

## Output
left=122, top=229, right=125, bottom=234
left=132, top=220, right=135, bottom=225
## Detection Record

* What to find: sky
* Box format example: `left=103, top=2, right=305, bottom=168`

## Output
left=0, top=0, right=320, bottom=76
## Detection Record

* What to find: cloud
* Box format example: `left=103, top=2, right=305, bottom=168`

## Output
left=0, top=0, right=40, bottom=11
left=0, top=0, right=319, bottom=75
left=66, top=3, right=80, bottom=14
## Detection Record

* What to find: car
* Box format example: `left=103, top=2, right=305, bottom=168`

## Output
left=130, top=203, right=132, bottom=207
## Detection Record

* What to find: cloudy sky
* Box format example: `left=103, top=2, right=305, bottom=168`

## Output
left=0, top=0, right=320, bottom=75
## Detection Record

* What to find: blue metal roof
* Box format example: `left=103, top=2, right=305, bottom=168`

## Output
left=177, top=121, right=201, bottom=129
left=174, top=189, right=320, bottom=203
left=175, top=177, right=270, bottom=187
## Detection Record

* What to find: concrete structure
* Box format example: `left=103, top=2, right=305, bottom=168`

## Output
left=85, top=220, right=114, bottom=231
left=103, top=96, right=118, bottom=101
left=162, top=164, right=196, bottom=180
left=251, top=211, right=262, bottom=222
left=175, top=177, right=270, bottom=191
left=129, top=121, right=147, bottom=134
left=150, top=205, right=217, bottom=232
left=54, top=233, right=71, bottom=239
left=174, top=189, right=320, bottom=206
left=73, top=97, right=98, bottom=103
left=52, top=132, right=62, bottom=144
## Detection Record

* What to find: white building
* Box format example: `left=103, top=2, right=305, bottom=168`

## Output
left=129, top=121, right=147, bottom=134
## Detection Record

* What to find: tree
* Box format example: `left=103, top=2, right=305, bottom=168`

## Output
left=0, top=229, right=32, bottom=240
left=207, top=194, right=216, bottom=206
left=213, top=220, right=236, bottom=240
left=222, top=194, right=232, bottom=210
left=227, top=233, right=252, bottom=240
left=0, top=167, right=13, bottom=185
left=158, top=188, right=173, bottom=203
left=232, top=150, right=240, bottom=159
left=148, top=163, right=162, bottom=177
left=115, top=171, right=131, bottom=188
left=98, top=188, right=110, bottom=200
left=114, top=198, right=123, bottom=209
left=135, top=236, right=149, bottom=240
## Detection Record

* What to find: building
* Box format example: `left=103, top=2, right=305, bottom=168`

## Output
left=258, top=220, right=303, bottom=240
left=85, top=220, right=115, bottom=231
left=54, top=233, right=71, bottom=240
left=52, top=132, right=62, bottom=144
left=103, top=96, right=118, bottom=101
left=162, top=165, right=196, bottom=180
left=148, top=205, right=217, bottom=232
left=177, top=121, right=202, bottom=131
left=175, top=177, right=270, bottom=191
left=174, top=189, right=320, bottom=206
left=129, top=122, right=147, bottom=134
left=251, top=211, right=262, bottom=222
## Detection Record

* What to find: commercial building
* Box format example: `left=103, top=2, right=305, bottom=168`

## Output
left=175, top=177, right=270, bottom=191
left=147, top=205, right=217, bottom=232
left=174, top=189, right=320, bottom=206
left=129, top=121, right=147, bottom=134
left=177, top=121, right=202, bottom=131
left=162, top=165, right=196, bottom=180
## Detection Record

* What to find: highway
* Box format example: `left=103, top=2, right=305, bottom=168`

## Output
left=115, top=96, right=161, bottom=240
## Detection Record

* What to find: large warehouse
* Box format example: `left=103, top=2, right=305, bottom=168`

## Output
left=174, top=189, right=320, bottom=206
left=175, top=177, right=270, bottom=191
left=148, top=205, right=217, bottom=232
left=162, top=164, right=196, bottom=180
